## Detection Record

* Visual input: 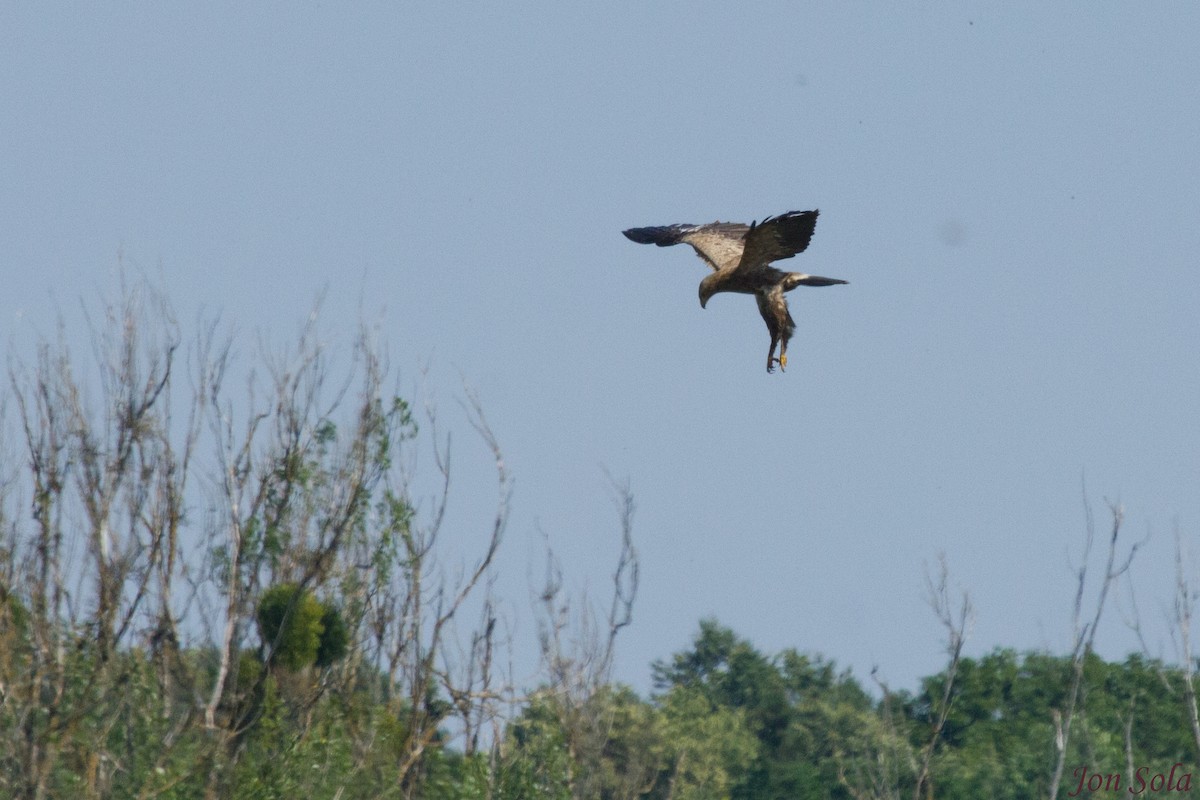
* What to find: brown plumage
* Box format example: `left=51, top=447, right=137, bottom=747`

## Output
left=622, top=210, right=846, bottom=373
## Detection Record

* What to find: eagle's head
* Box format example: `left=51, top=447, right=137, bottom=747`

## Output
left=698, top=275, right=719, bottom=309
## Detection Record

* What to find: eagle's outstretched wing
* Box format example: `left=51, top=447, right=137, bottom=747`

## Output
left=622, top=222, right=750, bottom=272
left=736, top=210, right=820, bottom=272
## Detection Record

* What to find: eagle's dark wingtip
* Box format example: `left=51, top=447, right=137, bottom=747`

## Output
left=749, top=209, right=818, bottom=232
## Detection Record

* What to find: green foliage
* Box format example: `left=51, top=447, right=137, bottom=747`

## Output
left=254, top=584, right=350, bottom=673
left=0, top=587, right=29, bottom=636
left=652, top=618, right=887, bottom=799
left=1, top=614, right=1198, bottom=799
left=913, top=648, right=1199, bottom=800
left=497, top=693, right=574, bottom=799
left=257, top=583, right=326, bottom=670
left=315, top=603, right=350, bottom=667
left=659, top=685, right=759, bottom=800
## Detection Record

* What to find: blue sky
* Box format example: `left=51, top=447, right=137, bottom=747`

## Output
left=4, top=4, right=1200, bottom=694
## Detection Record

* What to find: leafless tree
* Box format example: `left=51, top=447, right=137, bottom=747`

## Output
left=1166, top=526, right=1200, bottom=760
left=0, top=277, right=526, bottom=799
left=534, top=476, right=640, bottom=800
left=1123, top=513, right=1200, bottom=768
left=1047, top=500, right=1139, bottom=800
left=835, top=561, right=966, bottom=800
left=1, top=281, right=207, bottom=800
left=911, top=554, right=973, bottom=800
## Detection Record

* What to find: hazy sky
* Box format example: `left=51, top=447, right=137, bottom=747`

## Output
left=4, top=4, right=1200, bottom=695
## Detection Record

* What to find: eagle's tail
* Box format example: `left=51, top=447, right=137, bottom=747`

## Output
left=785, top=273, right=847, bottom=289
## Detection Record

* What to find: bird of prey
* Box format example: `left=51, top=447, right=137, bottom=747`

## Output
left=622, top=210, right=846, bottom=373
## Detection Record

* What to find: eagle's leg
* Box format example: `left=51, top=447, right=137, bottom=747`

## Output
left=778, top=332, right=790, bottom=371
left=766, top=335, right=780, bottom=373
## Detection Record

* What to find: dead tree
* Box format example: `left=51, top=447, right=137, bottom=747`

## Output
left=534, top=477, right=640, bottom=800
left=1, top=276, right=525, bottom=799
left=300, top=385, right=513, bottom=800
left=912, top=554, right=973, bottom=800
left=1168, top=526, right=1200, bottom=760
left=2, top=281, right=201, bottom=800
left=1047, top=500, right=1139, bottom=800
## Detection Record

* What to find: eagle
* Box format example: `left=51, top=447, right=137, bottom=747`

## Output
left=622, top=210, right=846, bottom=373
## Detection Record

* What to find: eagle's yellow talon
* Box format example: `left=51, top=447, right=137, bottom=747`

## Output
left=779, top=354, right=787, bottom=369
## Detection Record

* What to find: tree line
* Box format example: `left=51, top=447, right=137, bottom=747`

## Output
left=1, top=282, right=1198, bottom=799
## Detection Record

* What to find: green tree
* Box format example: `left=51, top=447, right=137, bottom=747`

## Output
left=659, top=685, right=759, bottom=800
left=654, top=620, right=882, bottom=800
left=496, top=691, right=574, bottom=800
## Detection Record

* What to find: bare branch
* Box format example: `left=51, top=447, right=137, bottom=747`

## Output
left=913, top=554, right=973, bottom=800
left=1048, top=498, right=1138, bottom=800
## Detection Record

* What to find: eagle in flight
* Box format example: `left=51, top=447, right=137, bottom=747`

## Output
left=622, top=210, right=846, bottom=373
